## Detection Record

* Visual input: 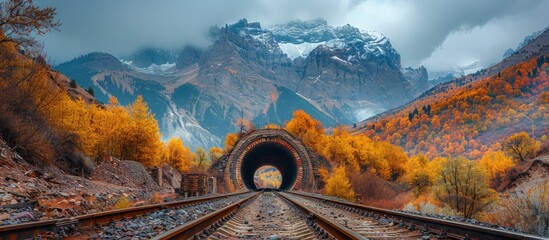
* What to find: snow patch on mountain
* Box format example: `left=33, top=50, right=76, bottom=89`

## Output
left=278, top=42, right=325, bottom=60
left=267, top=20, right=399, bottom=66
left=161, top=100, right=220, bottom=149
left=331, top=56, right=352, bottom=65
left=121, top=59, right=177, bottom=75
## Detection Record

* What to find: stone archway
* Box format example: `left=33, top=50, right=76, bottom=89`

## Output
left=211, top=129, right=331, bottom=192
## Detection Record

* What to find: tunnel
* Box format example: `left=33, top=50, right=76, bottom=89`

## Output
left=240, top=142, right=298, bottom=190
left=212, top=129, right=331, bottom=192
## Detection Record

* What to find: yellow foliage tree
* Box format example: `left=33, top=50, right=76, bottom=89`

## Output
left=236, top=118, right=255, bottom=134
left=285, top=110, right=324, bottom=152
left=478, top=151, right=515, bottom=188
left=321, top=127, right=359, bottom=171
left=164, top=137, right=193, bottom=172
left=193, top=147, right=209, bottom=172
left=404, top=154, right=432, bottom=198
left=434, top=157, right=498, bottom=218
left=208, top=147, right=224, bottom=163
left=505, top=132, right=538, bottom=162
left=224, top=133, right=239, bottom=153
left=376, top=141, right=407, bottom=180
left=90, top=97, right=132, bottom=161
left=324, top=166, right=355, bottom=201
left=125, top=95, right=162, bottom=166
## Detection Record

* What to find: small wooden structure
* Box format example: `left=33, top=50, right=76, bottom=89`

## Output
left=177, top=173, right=216, bottom=197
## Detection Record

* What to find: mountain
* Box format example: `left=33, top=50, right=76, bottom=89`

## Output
left=503, top=26, right=549, bottom=59
left=368, top=27, right=549, bottom=125
left=124, top=47, right=178, bottom=69
left=55, top=52, right=221, bottom=149
left=56, top=19, right=433, bottom=148
left=353, top=29, right=549, bottom=159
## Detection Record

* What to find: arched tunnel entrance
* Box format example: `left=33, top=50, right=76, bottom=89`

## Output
left=211, top=129, right=331, bottom=192
left=241, top=142, right=298, bottom=190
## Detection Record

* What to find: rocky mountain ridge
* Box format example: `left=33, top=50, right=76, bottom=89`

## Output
left=57, top=18, right=432, bottom=148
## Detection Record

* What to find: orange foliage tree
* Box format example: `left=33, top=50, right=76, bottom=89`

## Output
left=223, top=133, right=239, bottom=153
left=285, top=110, right=325, bottom=152
left=357, top=56, right=549, bottom=159
left=163, top=137, right=194, bottom=172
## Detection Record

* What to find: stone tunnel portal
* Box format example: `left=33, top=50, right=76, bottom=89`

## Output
left=212, top=129, right=331, bottom=192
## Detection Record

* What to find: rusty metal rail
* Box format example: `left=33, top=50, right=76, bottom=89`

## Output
left=0, top=191, right=251, bottom=240
left=286, top=191, right=546, bottom=240
left=152, top=192, right=259, bottom=240
left=155, top=191, right=359, bottom=240
left=277, top=192, right=365, bottom=240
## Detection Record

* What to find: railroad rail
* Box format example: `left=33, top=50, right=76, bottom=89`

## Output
left=153, top=190, right=358, bottom=240
left=153, top=192, right=261, bottom=240
left=277, top=192, right=365, bottom=240
left=1, top=190, right=547, bottom=240
left=0, top=191, right=252, bottom=240
left=287, top=191, right=546, bottom=240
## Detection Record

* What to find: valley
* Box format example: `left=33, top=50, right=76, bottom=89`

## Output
left=1, top=0, right=548, bottom=239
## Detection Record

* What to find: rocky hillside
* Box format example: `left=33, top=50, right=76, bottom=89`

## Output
left=56, top=19, right=432, bottom=148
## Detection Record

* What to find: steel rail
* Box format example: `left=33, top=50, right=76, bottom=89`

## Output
left=286, top=191, right=546, bottom=240
left=0, top=191, right=251, bottom=240
left=277, top=192, right=366, bottom=240
left=152, top=191, right=260, bottom=240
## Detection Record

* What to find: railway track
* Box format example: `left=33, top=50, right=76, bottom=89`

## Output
left=287, top=191, right=547, bottom=240
left=279, top=192, right=421, bottom=239
left=0, top=191, right=254, bottom=240
left=154, top=190, right=548, bottom=240
left=205, top=191, right=320, bottom=239
left=1, top=189, right=547, bottom=239
left=154, top=190, right=354, bottom=240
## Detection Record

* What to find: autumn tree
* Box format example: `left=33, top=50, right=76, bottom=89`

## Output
left=505, top=132, right=537, bottom=162
left=404, top=155, right=447, bottom=198
left=0, top=46, right=64, bottom=165
left=0, top=0, right=61, bottom=49
left=236, top=118, right=255, bottom=134
left=324, top=166, right=355, bottom=201
left=435, top=157, right=498, bottom=218
left=321, top=127, right=358, bottom=170
left=223, top=133, right=238, bottom=153
left=125, top=96, right=162, bottom=166
left=193, top=147, right=209, bottom=172
left=164, top=137, right=193, bottom=172
left=404, top=155, right=432, bottom=198
left=376, top=141, right=407, bottom=180
left=285, top=110, right=324, bottom=152
left=478, top=151, right=515, bottom=188
left=96, top=97, right=132, bottom=161
left=208, top=147, right=223, bottom=163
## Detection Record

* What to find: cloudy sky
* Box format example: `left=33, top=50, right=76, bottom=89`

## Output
left=38, top=0, right=549, bottom=76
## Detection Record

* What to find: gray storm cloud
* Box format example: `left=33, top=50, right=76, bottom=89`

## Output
left=38, top=0, right=549, bottom=74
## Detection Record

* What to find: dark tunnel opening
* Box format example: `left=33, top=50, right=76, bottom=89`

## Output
left=240, top=142, right=298, bottom=190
